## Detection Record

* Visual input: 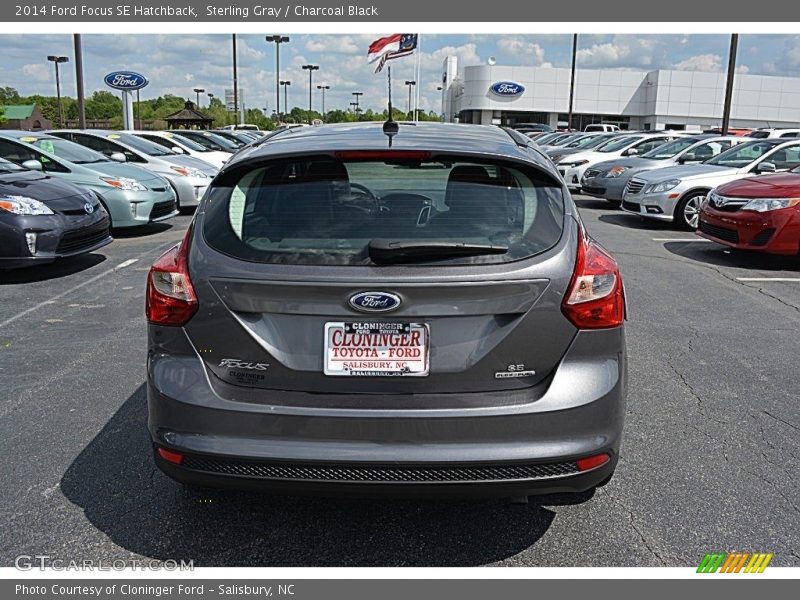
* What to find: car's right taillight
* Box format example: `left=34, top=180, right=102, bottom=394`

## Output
left=561, top=226, right=625, bottom=329
left=145, top=224, right=198, bottom=326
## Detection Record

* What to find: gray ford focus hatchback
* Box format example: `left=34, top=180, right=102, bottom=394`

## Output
left=146, top=122, right=627, bottom=498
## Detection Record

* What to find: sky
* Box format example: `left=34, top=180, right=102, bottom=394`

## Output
left=1, top=33, right=799, bottom=115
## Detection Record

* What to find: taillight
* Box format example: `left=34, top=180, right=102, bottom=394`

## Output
left=145, top=224, right=198, bottom=326
left=561, top=226, right=625, bottom=329
left=156, top=447, right=184, bottom=465
left=576, top=453, right=610, bottom=472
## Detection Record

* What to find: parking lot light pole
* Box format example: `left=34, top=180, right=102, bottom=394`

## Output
left=404, top=80, right=416, bottom=117
left=351, top=91, right=363, bottom=120
left=47, top=55, right=69, bottom=128
left=280, top=80, right=291, bottom=121
left=266, top=35, right=290, bottom=118
left=317, top=85, right=330, bottom=120
left=302, top=64, right=319, bottom=122
left=568, top=33, right=578, bottom=131
left=73, top=35, right=85, bottom=129
left=232, top=34, right=239, bottom=124
left=193, top=88, right=205, bottom=108
left=721, top=34, right=739, bottom=136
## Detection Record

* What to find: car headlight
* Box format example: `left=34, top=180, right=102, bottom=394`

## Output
left=0, top=194, right=54, bottom=215
left=558, top=159, right=589, bottom=168
left=101, top=176, right=146, bottom=191
left=170, top=165, right=209, bottom=179
left=741, top=198, right=800, bottom=212
left=605, top=166, right=629, bottom=178
left=646, top=179, right=681, bottom=194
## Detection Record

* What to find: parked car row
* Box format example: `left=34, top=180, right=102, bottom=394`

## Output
left=0, top=127, right=270, bottom=270
left=539, top=128, right=800, bottom=256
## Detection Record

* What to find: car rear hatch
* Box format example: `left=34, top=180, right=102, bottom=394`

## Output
left=181, top=150, right=580, bottom=400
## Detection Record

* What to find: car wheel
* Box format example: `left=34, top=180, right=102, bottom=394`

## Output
left=675, top=192, right=706, bottom=230
left=606, top=199, right=622, bottom=209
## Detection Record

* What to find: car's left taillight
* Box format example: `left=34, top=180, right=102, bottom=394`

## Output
left=561, top=225, right=625, bottom=329
left=146, top=224, right=198, bottom=326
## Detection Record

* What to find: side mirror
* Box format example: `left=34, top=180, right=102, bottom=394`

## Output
left=624, top=147, right=639, bottom=156
left=21, top=159, right=43, bottom=171
left=109, top=152, right=127, bottom=163
left=756, top=161, right=776, bottom=173
left=678, top=152, right=697, bottom=164
left=171, top=146, right=185, bottom=154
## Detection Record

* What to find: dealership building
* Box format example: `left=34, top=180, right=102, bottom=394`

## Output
left=440, top=57, right=800, bottom=131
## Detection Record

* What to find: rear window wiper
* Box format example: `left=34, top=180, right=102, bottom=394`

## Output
left=368, top=239, right=508, bottom=265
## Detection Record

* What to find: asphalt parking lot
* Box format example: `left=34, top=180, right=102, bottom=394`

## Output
left=1, top=197, right=798, bottom=568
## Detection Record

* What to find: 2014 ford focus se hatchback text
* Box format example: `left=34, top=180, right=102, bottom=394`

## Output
left=146, top=122, right=627, bottom=499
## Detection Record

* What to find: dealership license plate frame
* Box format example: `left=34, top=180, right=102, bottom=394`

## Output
left=323, top=322, right=430, bottom=377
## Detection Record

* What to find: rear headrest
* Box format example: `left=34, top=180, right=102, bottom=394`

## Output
left=445, top=165, right=493, bottom=207
left=305, top=159, right=348, bottom=182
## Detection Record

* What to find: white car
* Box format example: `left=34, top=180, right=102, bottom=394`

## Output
left=132, top=131, right=229, bottom=170
left=621, top=138, right=800, bottom=230
left=584, top=124, right=620, bottom=133
left=557, top=133, right=684, bottom=191
left=748, top=128, right=800, bottom=139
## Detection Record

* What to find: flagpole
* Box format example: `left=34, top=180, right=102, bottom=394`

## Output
left=387, top=65, right=393, bottom=120
left=414, top=34, right=421, bottom=122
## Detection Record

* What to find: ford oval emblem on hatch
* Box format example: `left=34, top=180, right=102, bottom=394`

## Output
left=349, top=291, right=402, bottom=313
left=489, top=81, right=525, bottom=97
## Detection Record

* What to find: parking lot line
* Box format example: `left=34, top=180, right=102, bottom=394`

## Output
left=0, top=252, right=153, bottom=330
left=652, top=238, right=712, bottom=242
left=736, top=277, right=800, bottom=282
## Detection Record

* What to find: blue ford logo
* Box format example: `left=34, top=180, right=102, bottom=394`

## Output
left=348, top=291, right=402, bottom=313
left=104, top=71, right=149, bottom=91
left=490, top=81, right=525, bottom=97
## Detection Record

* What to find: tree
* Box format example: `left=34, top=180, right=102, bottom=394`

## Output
left=85, top=91, right=122, bottom=120
left=0, top=87, right=21, bottom=104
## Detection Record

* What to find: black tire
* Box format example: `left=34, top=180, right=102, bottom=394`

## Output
left=674, top=191, right=707, bottom=231
left=606, top=199, right=622, bottom=209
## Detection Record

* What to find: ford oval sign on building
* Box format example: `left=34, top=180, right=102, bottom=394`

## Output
left=489, top=81, right=525, bottom=97
left=104, top=71, right=149, bottom=92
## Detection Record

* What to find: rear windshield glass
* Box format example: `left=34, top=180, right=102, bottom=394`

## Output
left=203, top=155, right=565, bottom=266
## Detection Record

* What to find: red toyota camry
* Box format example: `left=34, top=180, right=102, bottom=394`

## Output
left=697, top=166, right=800, bottom=255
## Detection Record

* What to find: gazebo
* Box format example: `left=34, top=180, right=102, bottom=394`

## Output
left=164, top=100, right=213, bottom=130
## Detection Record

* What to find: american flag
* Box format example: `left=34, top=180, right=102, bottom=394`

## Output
left=367, top=34, right=418, bottom=73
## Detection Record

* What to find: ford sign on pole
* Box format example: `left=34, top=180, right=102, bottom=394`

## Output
left=489, top=81, right=525, bottom=97
left=104, top=71, right=148, bottom=130
left=104, top=71, right=149, bottom=91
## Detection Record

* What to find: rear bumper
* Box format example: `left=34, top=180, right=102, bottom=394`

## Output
left=154, top=449, right=618, bottom=497
left=697, top=205, right=800, bottom=255
left=147, top=328, right=627, bottom=496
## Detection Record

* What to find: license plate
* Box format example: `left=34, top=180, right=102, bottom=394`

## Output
left=324, top=322, right=429, bottom=377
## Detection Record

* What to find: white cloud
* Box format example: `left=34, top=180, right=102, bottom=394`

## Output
left=496, top=38, right=548, bottom=66
left=673, top=54, right=722, bottom=72
left=21, top=63, right=53, bottom=83
left=305, top=36, right=360, bottom=54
